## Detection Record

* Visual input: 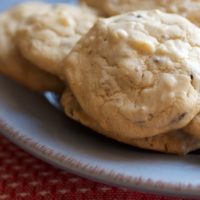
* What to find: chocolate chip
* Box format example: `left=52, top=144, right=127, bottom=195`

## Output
left=153, top=57, right=160, bottom=63
left=148, top=114, right=154, bottom=120
left=88, top=49, right=92, bottom=55
left=190, top=74, right=194, bottom=80
left=136, top=14, right=142, bottom=18
left=170, top=113, right=187, bottom=124
left=161, top=35, right=167, bottom=40
left=135, top=120, right=147, bottom=127
left=150, top=142, right=154, bottom=147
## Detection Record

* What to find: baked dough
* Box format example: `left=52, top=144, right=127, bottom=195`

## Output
left=16, top=4, right=97, bottom=77
left=63, top=10, right=200, bottom=139
left=0, top=2, right=64, bottom=92
left=80, top=0, right=200, bottom=27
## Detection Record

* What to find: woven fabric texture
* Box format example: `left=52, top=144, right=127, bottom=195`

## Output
left=0, top=135, right=195, bottom=200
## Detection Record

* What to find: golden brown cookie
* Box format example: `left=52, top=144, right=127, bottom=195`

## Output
left=16, top=4, right=97, bottom=78
left=61, top=89, right=200, bottom=154
left=80, top=0, right=200, bottom=27
left=63, top=10, right=200, bottom=139
left=0, top=3, right=64, bottom=92
left=80, top=0, right=164, bottom=16
left=81, top=0, right=200, bottom=139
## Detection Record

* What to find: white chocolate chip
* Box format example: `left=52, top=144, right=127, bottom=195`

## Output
left=129, top=31, right=158, bottom=53
left=141, top=106, right=148, bottom=112
left=158, top=40, right=190, bottom=58
left=116, top=29, right=128, bottom=38
left=161, top=73, right=177, bottom=88
left=142, top=88, right=152, bottom=95
left=59, top=12, right=75, bottom=27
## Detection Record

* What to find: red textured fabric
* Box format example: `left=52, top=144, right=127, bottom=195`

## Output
left=0, top=135, right=196, bottom=200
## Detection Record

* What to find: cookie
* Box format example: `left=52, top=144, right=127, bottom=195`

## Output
left=80, top=0, right=200, bottom=27
left=61, top=89, right=200, bottom=154
left=80, top=0, right=165, bottom=16
left=0, top=3, right=64, bottom=92
left=63, top=10, right=200, bottom=139
left=16, top=4, right=97, bottom=78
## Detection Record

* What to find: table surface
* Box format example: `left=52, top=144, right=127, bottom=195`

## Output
left=0, top=134, right=195, bottom=200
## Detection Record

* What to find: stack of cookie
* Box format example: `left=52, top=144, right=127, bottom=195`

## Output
left=0, top=2, right=97, bottom=92
left=2, top=1, right=200, bottom=154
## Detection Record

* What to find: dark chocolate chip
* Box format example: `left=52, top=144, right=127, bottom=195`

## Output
left=190, top=74, right=194, bottom=80
left=88, top=49, right=92, bottom=55
left=170, top=113, right=187, bottom=124
left=161, top=35, right=167, bottom=39
left=136, top=14, right=142, bottom=18
left=148, top=114, right=154, bottom=120
left=153, top=57, right=160, bottom=63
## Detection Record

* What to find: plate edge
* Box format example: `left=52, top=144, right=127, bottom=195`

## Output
left=0, top=118, right=199, bottom=197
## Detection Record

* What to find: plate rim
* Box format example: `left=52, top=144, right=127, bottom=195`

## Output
left=0, top=117, right=200, bottom=198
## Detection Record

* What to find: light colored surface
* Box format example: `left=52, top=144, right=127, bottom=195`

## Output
left=1, top=76, right=200, bottom=197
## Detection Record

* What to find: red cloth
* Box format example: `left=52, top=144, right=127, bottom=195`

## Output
left=0, top=135, right=195, bottom=200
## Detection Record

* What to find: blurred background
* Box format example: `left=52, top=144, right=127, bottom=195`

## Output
left=0, top=0, right=77, bottom=11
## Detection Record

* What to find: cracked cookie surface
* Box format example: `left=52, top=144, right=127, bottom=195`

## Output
left=16, top=4, right=97, bottom=78
left=63, top=10, right=200, bottom=139
left=0, top=2, right=64, bottom=92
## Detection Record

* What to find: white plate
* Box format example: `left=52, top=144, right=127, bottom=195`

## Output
left=1, top=77, right=200, bottom=198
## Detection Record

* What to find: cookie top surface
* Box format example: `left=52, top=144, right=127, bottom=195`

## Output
left=81, top=0, right=200, bottom=27
left=16, top=4, right=97, bottom=77
left=0, top=2, right=64, bottom=92
left=63, top=10, right=200, bottom=138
